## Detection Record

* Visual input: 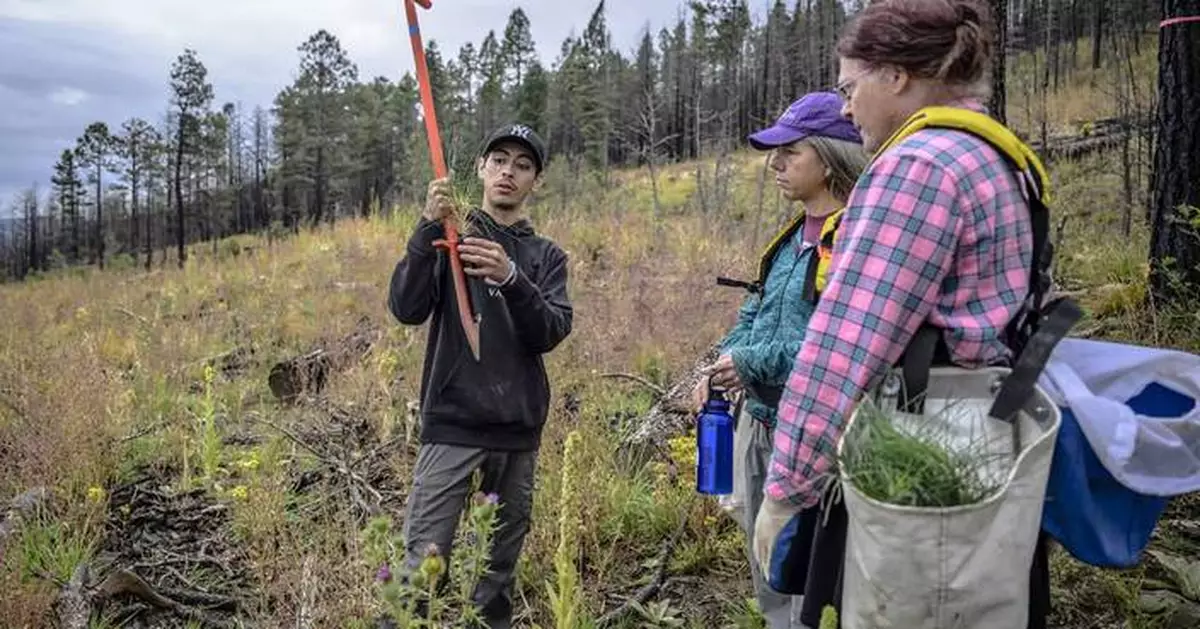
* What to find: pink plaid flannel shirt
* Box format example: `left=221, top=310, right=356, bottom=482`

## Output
left=766, top=102, right=1035, bottom=508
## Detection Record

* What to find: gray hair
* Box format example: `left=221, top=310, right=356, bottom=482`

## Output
left=802, top=136, right=870, bottom=204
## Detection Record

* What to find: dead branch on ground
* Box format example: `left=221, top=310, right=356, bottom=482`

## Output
left=595, top=518, right=688, bottom=627
left=244, top=413, right=385, bottom=514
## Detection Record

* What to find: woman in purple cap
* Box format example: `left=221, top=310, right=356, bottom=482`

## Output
left=693, top=91, right=866, bottom=629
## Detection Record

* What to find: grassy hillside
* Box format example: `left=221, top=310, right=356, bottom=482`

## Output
left=2, top=33, right=1198, bottom=629
left=1004, top=32, right=1160, bottom=139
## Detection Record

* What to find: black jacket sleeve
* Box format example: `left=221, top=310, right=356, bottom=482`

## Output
left=500, top=245, right=573, bottom=354
left=388, top=217, right=445, bottom=325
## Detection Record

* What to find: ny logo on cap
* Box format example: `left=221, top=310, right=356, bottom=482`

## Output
left=509, top=124, right=532, bottom=139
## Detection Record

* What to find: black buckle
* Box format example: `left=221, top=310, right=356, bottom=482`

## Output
left=716, top=276, right=762, bottom=294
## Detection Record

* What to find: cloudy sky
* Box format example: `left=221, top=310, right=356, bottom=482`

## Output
left=0, top=0, right=738, bottom=211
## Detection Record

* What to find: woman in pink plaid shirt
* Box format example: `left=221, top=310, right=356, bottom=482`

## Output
left=751, top=1, right=1053, bottom=628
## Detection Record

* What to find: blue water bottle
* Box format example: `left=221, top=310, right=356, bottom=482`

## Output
left=696, top=379, right=735, bottom=495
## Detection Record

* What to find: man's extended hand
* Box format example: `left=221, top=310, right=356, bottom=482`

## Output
left=753, top=494, right=803, bottom=574
left=459, top=237, right=515, bottom=285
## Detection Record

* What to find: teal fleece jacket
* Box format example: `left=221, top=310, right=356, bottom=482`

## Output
left=719, top=227, right=820, bottom=427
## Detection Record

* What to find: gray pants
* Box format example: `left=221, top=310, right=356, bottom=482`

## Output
left=401, top=443, right=537, bottom=629
left=737, top=408, right=808, bottom=629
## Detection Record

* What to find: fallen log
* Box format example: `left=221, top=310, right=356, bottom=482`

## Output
left=616, top=345, right=719, bottom=470
left=245, top=414, right=386, bottom=515
left=268, top=318, right=383, bottom=403
left=1031, top=117, right=1153, bottom=162
left=600, top=372, right=666, bottom=397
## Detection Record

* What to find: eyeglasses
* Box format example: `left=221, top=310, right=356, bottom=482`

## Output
left=835, top=66, right=877, bottom=101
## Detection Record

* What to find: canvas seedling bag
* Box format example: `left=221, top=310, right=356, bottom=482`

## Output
left=837, top=366, right=1061, bottom=629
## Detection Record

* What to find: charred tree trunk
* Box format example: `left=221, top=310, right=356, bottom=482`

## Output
left=26, top=195, right=37, bottom=277
left=144, top=181, right=153, bottom=271
left=990, top=0, right=1008, bottom=123
left=1148, top=1, right=1200, bottom=304
left=315, top=146, right=325, bottom=225
left=174, top=118, right=187, bottom=269
left=1040, top=0, right=1052, bottom=150
left=94, top=162, right=103, bottom=269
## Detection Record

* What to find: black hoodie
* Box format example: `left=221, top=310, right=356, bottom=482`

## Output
left=388, top=209, right=573, bottom=451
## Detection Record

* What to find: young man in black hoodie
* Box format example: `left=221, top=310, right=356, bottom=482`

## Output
left=387, top=123, right=572, bottom=628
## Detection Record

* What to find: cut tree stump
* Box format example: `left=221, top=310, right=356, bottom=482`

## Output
left=268, top=318, right=383, bottom=403
left=54, top=563, right=92, bottom=629
left=0, top=486, right=50, bottom=557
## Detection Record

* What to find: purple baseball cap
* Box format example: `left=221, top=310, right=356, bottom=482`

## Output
left=747, top=91, right=862, bottom=150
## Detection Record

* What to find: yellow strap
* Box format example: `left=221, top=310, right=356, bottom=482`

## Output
left=813, top=208, right=844, bottom=296
left=756, top=207, right=845, bottom=299
left=757, top=212, right=807, bottom=284
left=873, top=106, right=1052, bottom=204
left=819, top=207, right=844, bottom=244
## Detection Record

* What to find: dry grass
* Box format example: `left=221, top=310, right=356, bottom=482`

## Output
left=1005, top=32, right=1159, bottom=138
left=1, top=42, right=1195, bottom=626
left=0, top=178, right=769, bottom=626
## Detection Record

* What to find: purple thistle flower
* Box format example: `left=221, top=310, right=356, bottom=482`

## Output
left=376, top=563, right=392, bottom=583
left=484, top=492, right=500, bottom=505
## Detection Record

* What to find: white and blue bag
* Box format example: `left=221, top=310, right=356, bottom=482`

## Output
left=1038, top=337, right=1200, bottom=568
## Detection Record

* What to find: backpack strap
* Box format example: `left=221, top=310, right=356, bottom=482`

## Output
left=716, top=275, right=763, bottom=294
left=1002, top=173, right=1055, bottom=358
left=886, top=107, right=1079, bottom=417
left=758, top=212, right=809, bottom=288
left=895, top=323, right=951, bottom=414
left=716, top=210, right=810, bottom=297
left=987, top=296, right=1082, bottom=422
left=801, top=210, right=845, bottom=304
left=972, top=135, right=1082, bottom=425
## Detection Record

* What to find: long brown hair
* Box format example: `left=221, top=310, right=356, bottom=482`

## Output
left=836, top=0, right=995, bottom=98
left=804, top=137, right=868, bottom=204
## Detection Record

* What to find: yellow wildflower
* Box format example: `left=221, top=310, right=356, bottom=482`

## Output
left=239, top=450, right=261, bottom=471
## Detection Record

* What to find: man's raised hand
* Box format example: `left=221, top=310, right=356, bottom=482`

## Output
left=423, top=176, right=458, bottom=222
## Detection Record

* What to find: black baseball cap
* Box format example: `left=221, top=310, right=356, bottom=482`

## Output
left=480, top=123, right=548, bottom=174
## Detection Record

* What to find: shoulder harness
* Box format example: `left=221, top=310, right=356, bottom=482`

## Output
left=878, top=106, right=1083, bottom=417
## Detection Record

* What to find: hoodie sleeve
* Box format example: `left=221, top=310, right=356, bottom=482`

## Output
left=500, top=244, right=573, bottom=354
left=388, top=217, right=445, bottom=325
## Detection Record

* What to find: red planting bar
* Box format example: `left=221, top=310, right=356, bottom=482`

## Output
left=403, top=0, right=481, bottom=361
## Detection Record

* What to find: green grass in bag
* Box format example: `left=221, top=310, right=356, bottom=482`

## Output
left=839, top=397, right=1012, bottom=508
